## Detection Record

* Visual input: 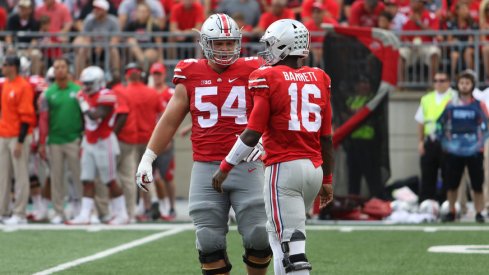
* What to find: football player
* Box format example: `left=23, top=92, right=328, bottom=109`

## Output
left=66, top=66, right=129, bottom=225
left=136, top=14, right=272, bottom=275
left=212, top=19, right=334, bottom=274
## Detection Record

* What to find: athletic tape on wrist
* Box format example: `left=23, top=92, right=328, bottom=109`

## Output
left=225, top=137, right=254, bottom=166
left=142, top=148, right=157, bottom=163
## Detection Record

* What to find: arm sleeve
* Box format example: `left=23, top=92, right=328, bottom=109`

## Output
left=247, top=94, right=270, bottom=134
left=18, top=123, right=29, bottom=143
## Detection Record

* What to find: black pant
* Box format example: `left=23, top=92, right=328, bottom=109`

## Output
left=346, top=139, right=384, bottom=198
left=420, top=139, right=445, bottom=202
left=445, top=153, right=484, bottom=192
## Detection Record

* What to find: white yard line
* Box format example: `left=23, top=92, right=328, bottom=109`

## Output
left=32, top=224, right=193, bottom=275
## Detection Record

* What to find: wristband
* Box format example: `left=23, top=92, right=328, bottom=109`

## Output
left=219, top=159, right=234, bottom=173
left=323, top=174, right=333, bottom=185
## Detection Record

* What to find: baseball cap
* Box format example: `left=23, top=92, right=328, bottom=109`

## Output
left=18, top=0, right=32, bottom=7
left=93, top=0, right=109, bottom=11
left=312, top=2, right=324, bottom=10
left=3, top=56, right=21, bottom=68
left=150, top=63, right=166, bottom=74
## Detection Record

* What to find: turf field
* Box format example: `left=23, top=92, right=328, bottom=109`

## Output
left=1, top=223, right=488, bottom=274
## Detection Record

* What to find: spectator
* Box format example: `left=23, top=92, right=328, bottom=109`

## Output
left=115, top=63, right=163, bottom=222
left=0, top=5, right=6, bottom=30
left=232, top=12, right=254, bottom=48
left=38, top=57, right=84, bottom=224
left=0, top=56, right=37, bottom=225
left=38, top=16, right=64, bottom=67
left=74, top=0, right=119, bottom=31
left=118, top=0, right=166, bottom=29
left=74, top=0, right=121, bottom=79
left=148, top=62, right=177, bottom=220
left=378, top=11, right=393, bottom=30
left=348, top=0, right=385, bottom=27
left=254, top=0, right=295, bottom=34
left=5, top=0, right=42, bottom=76
left=414, top=71, right=455, bottom=203
left=437, top=71, right=487, bottom=223
left=304, top=3, right=338, bottom=67
left=125, top=2, right=163, bottom=68
left=446, top=2, right=478, bottom=78
left=217, top=0, right=261, bottom=27
left=169, top=0, right=205, bottom=58
left=399, top=0, right=441, bottom=83
left=384, top=0, right=408, bottom=31
left=35, top=0, right=73, bottom=39
left=301, top=0, right=341, bottom=22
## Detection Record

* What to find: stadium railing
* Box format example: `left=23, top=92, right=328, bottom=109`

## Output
left=0, top=30, right=486, bottom=89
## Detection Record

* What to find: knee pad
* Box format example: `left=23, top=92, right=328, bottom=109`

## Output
left=282, top=231, right=312, bottom=273
left=242, top=246, right=273, bottom=269
left=198, top=249, right=232, bottom=275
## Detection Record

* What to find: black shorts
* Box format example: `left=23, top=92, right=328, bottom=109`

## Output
left=445, top=153, right=484, bottom=192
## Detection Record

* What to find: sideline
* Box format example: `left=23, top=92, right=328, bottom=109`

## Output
left=32, top=224, right=193, bottom=275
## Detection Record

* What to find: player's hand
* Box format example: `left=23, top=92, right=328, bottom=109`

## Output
left=212, top=169, right=228, bottom=193
left=136, top=161, right=153, bottom=192
left=39, top=144, right=47, bottom=161
left=13, top=142, right=22, bottom=159
left=318, top=184, right=334, bottom=209
left=244, top=139, right=264, bottom=162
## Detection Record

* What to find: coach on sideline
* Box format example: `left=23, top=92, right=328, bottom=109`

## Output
left=0, top=56, right=37, bottom=225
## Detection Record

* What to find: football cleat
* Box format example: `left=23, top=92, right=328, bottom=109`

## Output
left=65, top=215, right=90, bottom=225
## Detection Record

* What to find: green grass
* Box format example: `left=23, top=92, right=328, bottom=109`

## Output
left=0, top=230, right=158, bottom=274
left=2, top=227, right=489, bottom=274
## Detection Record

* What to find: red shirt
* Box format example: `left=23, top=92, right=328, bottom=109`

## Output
left=35, top=2, right=72, bottom=32
left=170, top=2, right=205, bottom=30
left=124, top=82, right=163, bottom=144
left=258, top=9, right=295, bottom=30
left=79, top=89, right=117, bottom=144
left=173, top=57, right=263, bottom=161
left=0, top=76, right=36, bottom=137
left=0, top=7, right=7, bottom=30
left=114, top=85, right=138, bottom=144
left=401, top=10, right=439, bottom=42
left=348, top=1, right=385, bottom=27
left=158, top=86, right=175, bottom=111
left=301, top=0, right=340, bottom=20
left=304, top=18, right=337, bottom=44
left=247, top=65, right=332, bottom=167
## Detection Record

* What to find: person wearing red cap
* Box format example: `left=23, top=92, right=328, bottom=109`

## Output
left=348, top=0, right=385, bottom=27
left=254, top=0, right=295, bottom=34
left=147, top=62, right=177, bottom=220
left=115, top=63, right=163, bottom=222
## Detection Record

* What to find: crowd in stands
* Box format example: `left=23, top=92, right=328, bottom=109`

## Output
left=0, top=0, right=488, bottom=83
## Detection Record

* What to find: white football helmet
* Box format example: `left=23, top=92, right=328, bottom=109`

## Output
left=199, top=13, right=242, bottom=66
left=80, top=66, right=105, bottom=94
left=258, top=19, right=310, bottom=65
left=418, top=199, right=440, bottom=217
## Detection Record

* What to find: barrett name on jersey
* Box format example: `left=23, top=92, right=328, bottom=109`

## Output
left=248, top=65, right=332, bottom=167
left=173, top=57, right=263, bottom=161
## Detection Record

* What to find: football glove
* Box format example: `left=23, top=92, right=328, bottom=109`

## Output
left=244, top=138, right=264, bottom=162
left=136, top=149, right=157, bottom=192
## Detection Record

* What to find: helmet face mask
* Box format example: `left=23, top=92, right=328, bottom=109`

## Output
left=258, top=19, right=310, bottom=65
left=199, top=14, right=242, bottom=66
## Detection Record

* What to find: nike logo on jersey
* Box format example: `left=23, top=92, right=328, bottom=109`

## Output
left=248, top=168, right=257, bottom=173
left=229, top=78, right=239, bottom=83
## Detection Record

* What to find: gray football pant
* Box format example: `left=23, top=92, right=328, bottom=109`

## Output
left=189, top=161, right=269, bottom=253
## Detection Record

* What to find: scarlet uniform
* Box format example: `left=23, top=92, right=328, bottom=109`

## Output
left=248, top=65, right=332, bottom=167
left=173, top=57, right=263, bottom=161
left=79, top=89, right=117, bottom=144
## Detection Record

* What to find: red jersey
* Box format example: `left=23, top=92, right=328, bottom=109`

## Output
left=79, top=89, right=117, bottom=144
left=173, top=57, right=263, bottom=161
left=114, top=85, right=138, bottom=144
left=247, top=65, right=332, bottom=167
left=0, top=76, right=47, bottom=94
